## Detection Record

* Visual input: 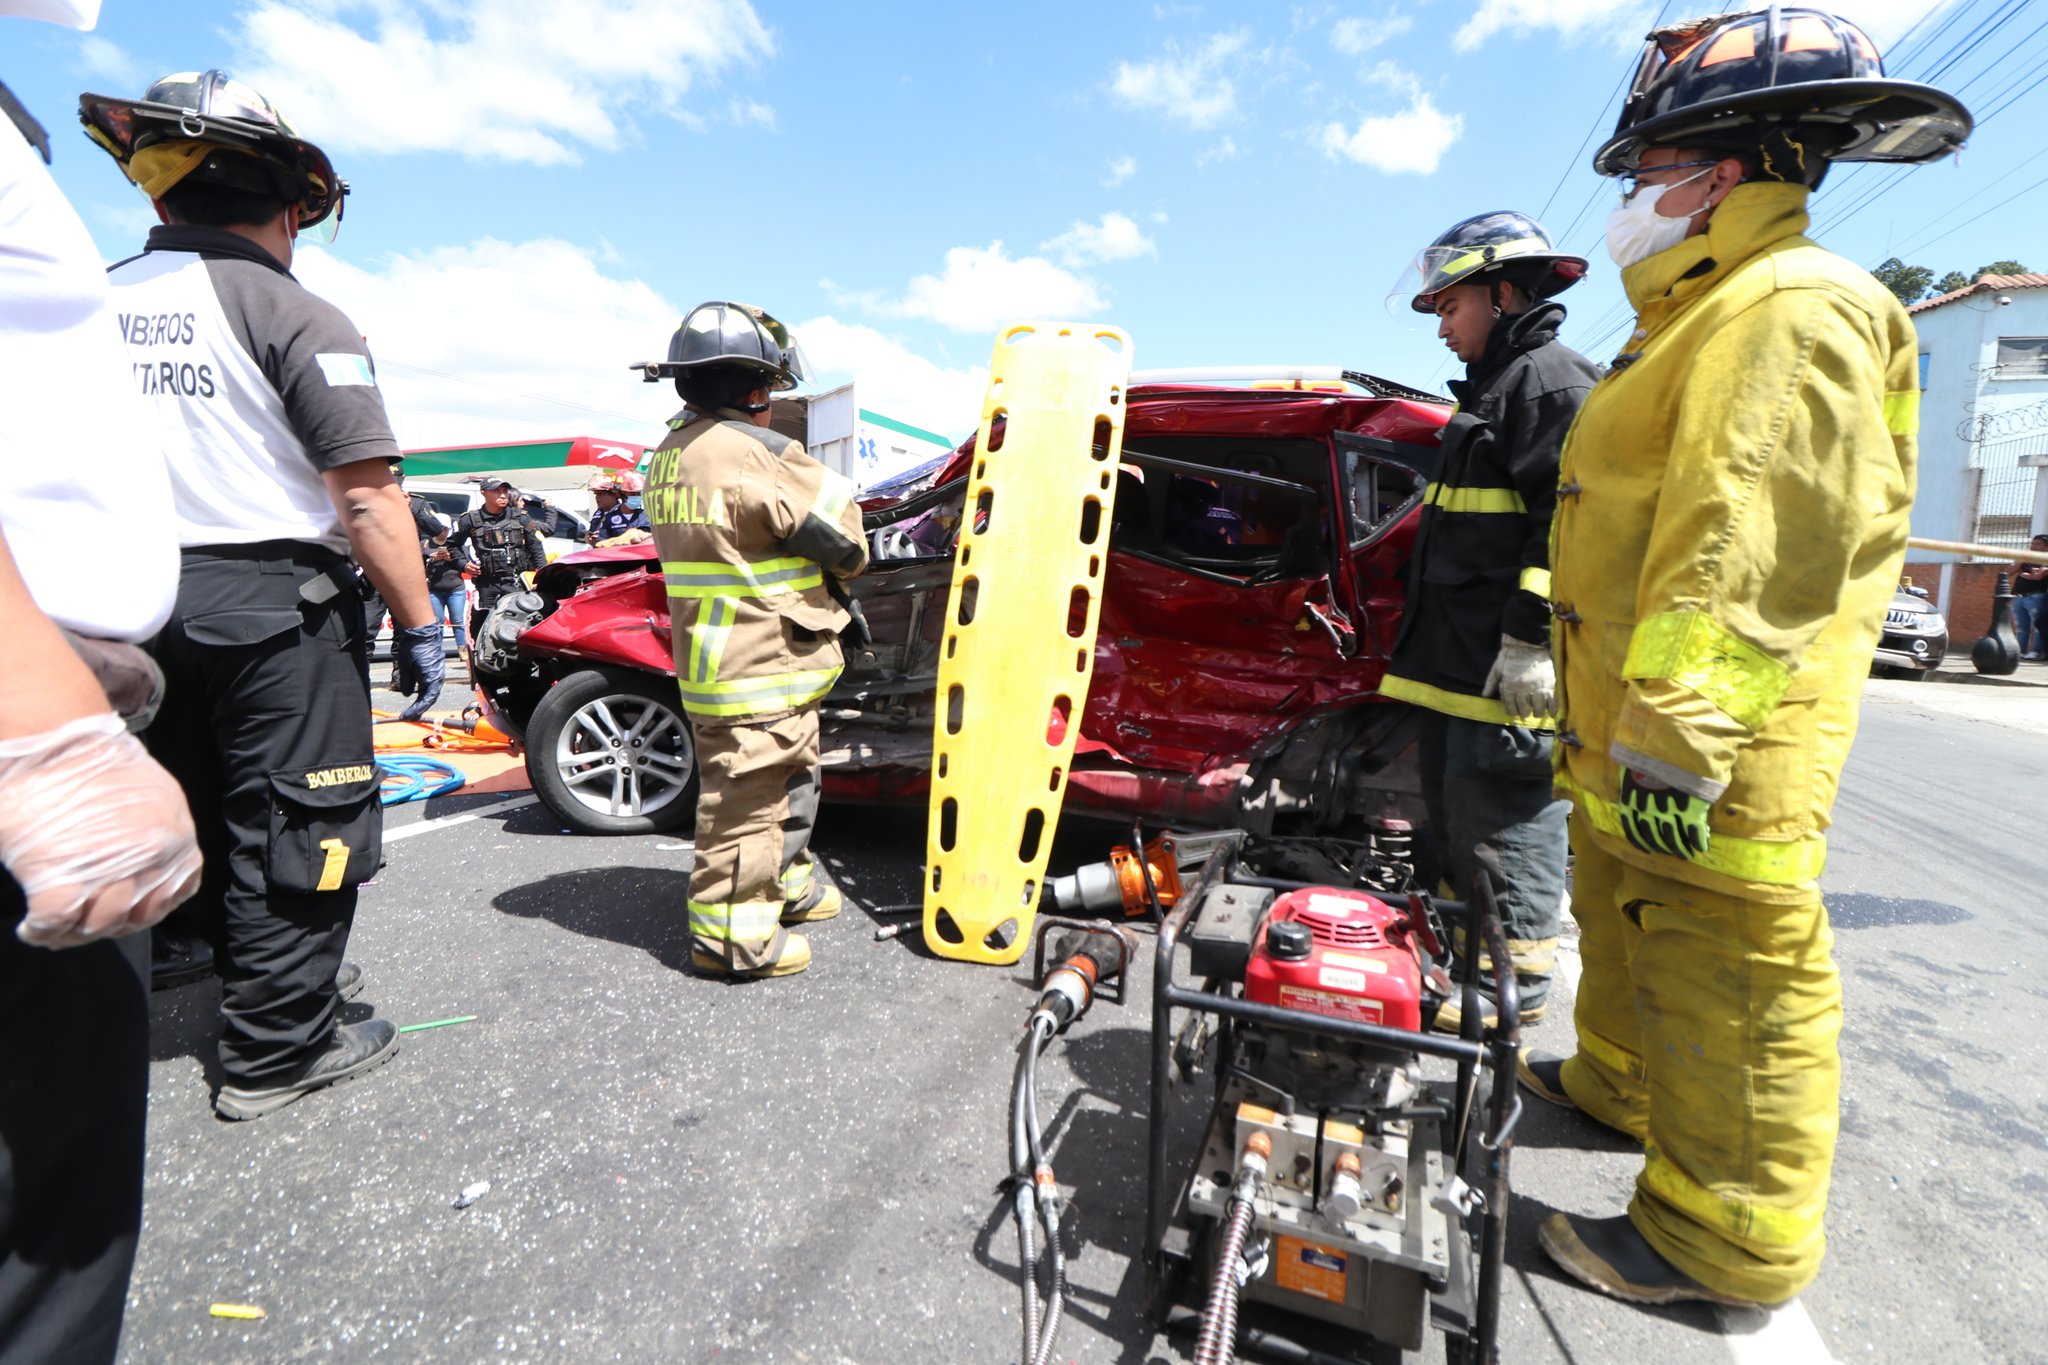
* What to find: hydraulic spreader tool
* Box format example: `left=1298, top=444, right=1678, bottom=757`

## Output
left=1002, top=831, right=1521, bottom=1364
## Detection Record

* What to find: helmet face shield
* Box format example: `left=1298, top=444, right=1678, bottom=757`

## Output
left=1394, top=211, right=1587, bottom=315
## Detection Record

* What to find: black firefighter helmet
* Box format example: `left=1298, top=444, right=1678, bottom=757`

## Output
left=1408, top=211, right=1587, bottom=314
left=633, top=301, right=809, bottom=392
left=1593, top=7, right=1971, bottom=188
left=79, top=69, right=348, bottom=239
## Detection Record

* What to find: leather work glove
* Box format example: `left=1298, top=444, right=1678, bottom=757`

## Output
left=0, top=713, right=203, bottom=948
left=1618, top=769, right=1712, bottom=863
left=393, top=623, right=445, bottom=722
left=1483, top=634, right=1557, bottom=723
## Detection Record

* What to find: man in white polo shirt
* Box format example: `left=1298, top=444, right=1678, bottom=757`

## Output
left=81, top=67, right=441, bottom=1120
left=0, top=4, right=202, bottom=1357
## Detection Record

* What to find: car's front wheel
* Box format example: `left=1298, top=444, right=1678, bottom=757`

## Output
left=524, top=669, right=696, bottom=834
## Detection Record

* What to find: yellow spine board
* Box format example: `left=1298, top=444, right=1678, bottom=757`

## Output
left=923, top=321, right=1132, bottom=964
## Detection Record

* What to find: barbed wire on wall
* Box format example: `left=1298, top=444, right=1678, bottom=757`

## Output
left=1958, top=396, right=2048, bottom=443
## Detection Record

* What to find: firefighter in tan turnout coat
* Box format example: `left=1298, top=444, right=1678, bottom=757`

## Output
left=637, top=302, right=868, bottom=979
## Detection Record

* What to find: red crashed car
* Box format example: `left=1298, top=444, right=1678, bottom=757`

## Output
left=470, top=370, right=1449, bottom=836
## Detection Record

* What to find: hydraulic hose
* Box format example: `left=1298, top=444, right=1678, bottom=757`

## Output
left=1010, top=1014, right=1057, bottom=1365
left=1195, top=1132, right=1272, bottom=1365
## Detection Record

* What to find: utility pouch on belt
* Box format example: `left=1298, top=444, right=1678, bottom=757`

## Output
left=59, top=629, right=165, bottom=732
left=267, top=763, right=382, bottom=894
left=1469, top=723, right=1554, bottom=781
left=298, top=562, right=370, bottom=607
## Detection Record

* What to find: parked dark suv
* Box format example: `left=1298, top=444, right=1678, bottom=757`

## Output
left=1873, top=583, right=1948, bottom=678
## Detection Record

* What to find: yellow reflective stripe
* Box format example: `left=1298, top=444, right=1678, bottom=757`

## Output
left=1557, top=771, right=1826, bottom=885
left=1379, top=671, right=1553, bottom=730
left=1576, top=1021, right=1647, bottom=1085
left=661, top=556, right=823, bottom=598
left=813, top=470, right=855, bottom=523
left=1641, top=1140, right=1823, bottom=1249
left=1622, top=608, right=1791, bottom=732
left=1424, top=482, right=1527, bottom=514
left=688, top=595, right=736, bottom=685
left=1882, top=388, right=1919, bottom=436
left=676, top=666, right=842, bottom=718
left=1520, top=566, right=1553, bottom=600
left=687, top=898, right=783, bottom=942
left=781, top=859, right=815, bottom=899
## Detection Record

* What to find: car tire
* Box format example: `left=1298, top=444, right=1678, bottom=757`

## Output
left=524, top=668, right=697, bottom=835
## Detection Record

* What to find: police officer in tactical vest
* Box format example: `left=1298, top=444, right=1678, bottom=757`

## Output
left=445, top=477, right=546, bottom=643
left=635, top=302, right=867, bottom=979
left=1381, top=212, right=1598, bottom=1034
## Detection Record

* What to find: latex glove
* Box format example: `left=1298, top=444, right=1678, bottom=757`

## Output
left=1482, top=634, right=1557, bottom=722
left=1, top=714, right=203, bottom=948
left=393, top=623, right=445, bottom=721
left=1618, top=769, right=1711, bottom=863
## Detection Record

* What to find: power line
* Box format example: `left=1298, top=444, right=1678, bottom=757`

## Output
left=1897, top=164, right=2048, bottom=258
left=1892, top=142, right=2048, bottom=257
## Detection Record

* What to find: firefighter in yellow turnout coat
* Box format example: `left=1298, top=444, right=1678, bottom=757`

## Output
left=1524, top=9, right=1970, bottom=1309
left=638, top=303, right=867, bottom=979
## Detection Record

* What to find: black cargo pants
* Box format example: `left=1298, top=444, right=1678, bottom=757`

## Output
left=0, top=875, right=148, bottom=1365
left=145, top=542, right=382, bottom=1085
left=1414, top=710, right=1569, bottom=1010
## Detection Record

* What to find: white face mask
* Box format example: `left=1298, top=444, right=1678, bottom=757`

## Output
left=0, top=0, right=103, bottom=29
left=1605, top=169, right=1712, bottom=269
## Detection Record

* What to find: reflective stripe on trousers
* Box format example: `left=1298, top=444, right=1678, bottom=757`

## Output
left=1561, top=815, right=1840, bottom=1303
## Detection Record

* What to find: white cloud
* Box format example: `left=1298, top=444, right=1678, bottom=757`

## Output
left=1112, top=30, right=1248, bottom=130
left=1453, top=0, right=1648, bottom=53
left=292, top=238, right=682, bottom=448
left=1103, top=154, right=1138, bottom=188
left=795, top=317, right=987, bottom=441
left=1318, top=66, right=1463, bottom=175
left=1042, top=212, right=1157, bottom=267
left=874, top=242, right=1106, bottom=334
left=1196, top=135, right=1243, bottom=168
left=725, top=97, right=777, bottom=130
left=72, top=35, right=145, bottom=87
left=1331, top=13, right=1415, bottom=57
left=231, top=0, right=774, bottom=164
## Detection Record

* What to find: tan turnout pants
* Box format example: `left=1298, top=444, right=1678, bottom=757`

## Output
left=685, top=705, right=824, bottom=971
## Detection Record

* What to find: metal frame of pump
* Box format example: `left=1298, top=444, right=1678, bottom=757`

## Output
left=1143, top=835, right=1523, bottom=1365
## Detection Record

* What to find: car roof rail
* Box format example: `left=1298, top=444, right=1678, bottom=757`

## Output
left=1128, top=366, right=1449, bottom=404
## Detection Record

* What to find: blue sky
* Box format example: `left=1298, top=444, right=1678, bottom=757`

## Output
left=9, top=0, right=2043, bottom=450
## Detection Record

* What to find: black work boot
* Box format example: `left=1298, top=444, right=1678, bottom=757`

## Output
left=152, top=931, right=216, bottom=991
left=215, top=1020, right=400, bottom=1121
left=335, top=960, right=365, bottom=1003
left=1539, top=1213, right=1763, bottom=1308
left=1432, top=980, right=1548, bottom=1033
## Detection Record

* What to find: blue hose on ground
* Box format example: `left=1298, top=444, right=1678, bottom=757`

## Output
left=376, top=754, right=466, bottom=805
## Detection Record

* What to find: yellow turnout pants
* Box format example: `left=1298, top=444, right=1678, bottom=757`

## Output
left=1560, top=814, right=1841, bottom=1303
left=685, top=705, right=823, bottom=972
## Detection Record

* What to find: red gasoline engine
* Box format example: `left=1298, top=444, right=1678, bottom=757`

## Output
left=1244, top=888, right=1427, bottom=1033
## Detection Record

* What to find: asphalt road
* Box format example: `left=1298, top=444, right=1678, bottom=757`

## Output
left=122, top=678, right=2048, bottom=1364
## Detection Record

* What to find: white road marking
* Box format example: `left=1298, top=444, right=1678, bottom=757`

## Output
left=1555, top=895, right=1842, bottom=1365
left=381, top=795, right=538, bottom=842
left=1718, top=1302, right=1841, bottom=1365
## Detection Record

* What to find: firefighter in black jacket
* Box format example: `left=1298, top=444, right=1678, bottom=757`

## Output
left=1383, top=212, right=1599, bottom=1031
